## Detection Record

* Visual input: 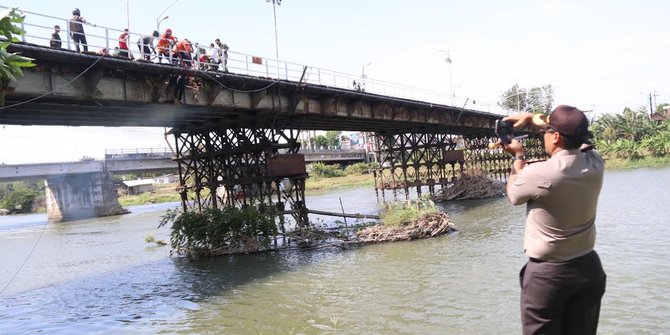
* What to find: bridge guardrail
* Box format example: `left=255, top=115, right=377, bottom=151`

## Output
left=104, top=148, right=173, bottom=160
left=4, top=5, right=504, bottom=115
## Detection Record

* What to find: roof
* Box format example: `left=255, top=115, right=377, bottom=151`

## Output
left=122, top=179, right=155, bottom=187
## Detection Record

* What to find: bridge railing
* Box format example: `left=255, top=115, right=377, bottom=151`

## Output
left=6, top=5, right=503, bottom=114
left=104, top=148, right=172, bottom=160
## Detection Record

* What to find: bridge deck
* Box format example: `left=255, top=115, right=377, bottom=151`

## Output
left=4, top=43, right=499, bottom=136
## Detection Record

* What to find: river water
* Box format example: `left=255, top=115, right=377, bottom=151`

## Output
left=0, top=168, right=668, bottom=334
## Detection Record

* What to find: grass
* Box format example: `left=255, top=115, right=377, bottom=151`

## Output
left=604, top=155, right=670, bottom=170
left=118, top=184, right=181, bottom=206
left=305, top=173, right=375, bottom=195
left=381, top=199, right=439, bottom=228
left=118, top=173, right=376, bottom=206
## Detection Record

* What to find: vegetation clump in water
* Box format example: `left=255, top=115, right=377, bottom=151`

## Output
left=159, top=206, right=278, bottom=257
left=355, top=199, right=455, bottom=243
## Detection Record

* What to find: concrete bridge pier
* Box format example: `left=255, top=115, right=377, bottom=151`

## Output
left=45, top=170, right=128, bottom=222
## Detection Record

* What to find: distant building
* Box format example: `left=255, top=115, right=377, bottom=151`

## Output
left=121, top=179, right=155, bottom=195
left=154, top=174, right=178, bottom=184
left=340, top=135, right=351, bottom=149
left=650, top=107, right=669, bottom=122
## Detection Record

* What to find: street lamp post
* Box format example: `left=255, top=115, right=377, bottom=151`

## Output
left=438, top=49, right=454, bottom=105
left=267, top=0, right=282, bottom=78
left=156, top=0, right=178, bottom=31
left=361, top=62, right=372, bottom=92
left=156, top=15, right=169, bottom=31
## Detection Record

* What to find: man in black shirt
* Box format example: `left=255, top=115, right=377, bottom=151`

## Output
left=137, top=30, right=159, bottom=61
left=50, top=25, right=61, bottom=48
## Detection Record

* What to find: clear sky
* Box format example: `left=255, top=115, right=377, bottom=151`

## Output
left=2, top=0, right=668, bottom=164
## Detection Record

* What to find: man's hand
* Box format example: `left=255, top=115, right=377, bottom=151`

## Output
left=502, top=139, right=525, bottom=157
left=502, top=112, right=535, bottom=129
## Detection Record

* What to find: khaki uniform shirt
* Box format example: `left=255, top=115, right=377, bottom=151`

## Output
left=507, top=149, right=604, bottom=262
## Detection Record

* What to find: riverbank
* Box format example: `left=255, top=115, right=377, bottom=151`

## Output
left=7, top=156, right=670, bottom=213
left=118, top=184, right=182, bottom=207
left=104, top=156, right=670, bottom=207
left=115, top=173, right=376, bottom=207
left=604, top=155, right=670, bottom=169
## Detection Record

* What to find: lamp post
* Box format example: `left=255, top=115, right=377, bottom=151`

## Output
left=266, top=0, right=282, bottom=78
left=438, top=49, right=454, bottom=105
left=361, top=62, right=372, bottom=92
left=157, top=15, right=169, bottom=31
left=156, top=0, right=178, bottom=31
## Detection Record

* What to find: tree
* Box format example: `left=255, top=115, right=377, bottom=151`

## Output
left=0, top=8, right=35, bottom=105
left=0, top=181, right=39, bottom=213
left=498, top=84, right=554, bottom=114
left=324, top=131, right=341, bottom=148
left=656, top=103, right=670, bottom=114
left=591, top=106, right=669, bottom=158
left=313, top=135, right=328, bottom=148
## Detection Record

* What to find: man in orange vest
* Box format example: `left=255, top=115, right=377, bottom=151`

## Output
left=172, top=38, right=193, bottom=68
left=156, top=28, right=177, bottom=64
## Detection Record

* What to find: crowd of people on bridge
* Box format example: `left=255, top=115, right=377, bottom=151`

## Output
left=46, top=8, right=233, bottom=105
left=48, top=8, right=231, bottom=73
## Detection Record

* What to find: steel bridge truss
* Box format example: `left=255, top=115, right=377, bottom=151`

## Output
left=373, top=132, right=464, bottom=201
left=171, top=126, right=309, bottom=228
left=373, top=131, right=545, bottom=202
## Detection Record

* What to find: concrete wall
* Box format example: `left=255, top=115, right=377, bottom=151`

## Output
left=45, top=171, right=128, bottom=222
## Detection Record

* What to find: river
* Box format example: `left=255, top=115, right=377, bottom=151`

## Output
left=1, top=167, right=669, bottom=334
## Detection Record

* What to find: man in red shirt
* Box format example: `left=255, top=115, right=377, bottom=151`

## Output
left=119, top=28, right=131, bottom=59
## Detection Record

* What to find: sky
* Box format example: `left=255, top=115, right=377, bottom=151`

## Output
left=1, top=0, right=669, bottom=164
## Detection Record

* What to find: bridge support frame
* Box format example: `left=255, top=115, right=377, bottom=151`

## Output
left=373, top=132, right=464, bottom=202
left=461, top=134, right=546, bottom=182
left=171, top=126, right=309, bottom=228
left=373, top=132, right=546, bottom=202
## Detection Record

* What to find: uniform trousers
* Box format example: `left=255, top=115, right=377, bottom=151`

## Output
left=519, top=250, right=606, bottom=335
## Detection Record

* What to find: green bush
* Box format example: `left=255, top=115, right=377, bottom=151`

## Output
left=159, top=206, right=278, bottom=256
left=0, top=183, right=39, bottom=213
left=345, top=162, right=378, bottom=175
left=310, top=162, right=346, bottom=177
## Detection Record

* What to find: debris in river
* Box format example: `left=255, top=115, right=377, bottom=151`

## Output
left=432, top=171, right=504, bottom=202
left=355, top=211, right=454, bottom=242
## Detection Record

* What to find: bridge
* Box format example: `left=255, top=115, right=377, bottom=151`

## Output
left=0, top=148, right=368, bottom=182
left=1, top=8, right=540, bottom=223
left=0, top=148, right=367, bottom=221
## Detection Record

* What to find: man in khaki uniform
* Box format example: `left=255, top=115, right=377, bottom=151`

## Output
left=501, top=105, right=606, bottom=335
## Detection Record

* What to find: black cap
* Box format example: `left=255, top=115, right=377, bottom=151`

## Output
left=547, top=105, right=591, bottom=142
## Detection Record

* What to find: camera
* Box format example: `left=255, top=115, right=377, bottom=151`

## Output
left=495, top=120, right=515, bottom=145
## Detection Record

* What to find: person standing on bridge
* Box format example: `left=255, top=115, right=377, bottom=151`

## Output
left=137, top=30, right=159, bottom=61
left=156, top=28, right=178, bottom=64
left=214, top=39, right=228, bottom=72
left=501, top=106, right=606, bottom=335
left=172, top=38, right=193, bottom=68
left=50, top=25, right=61, bottom=49
left=118, top=28, right=132, bottom=59
left=69, top=8, right=95, bottom=53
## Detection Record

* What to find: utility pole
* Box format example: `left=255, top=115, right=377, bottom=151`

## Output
left=649, top=93, right=654, bottom=115
left=652, top=91, right=659, bottom=113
